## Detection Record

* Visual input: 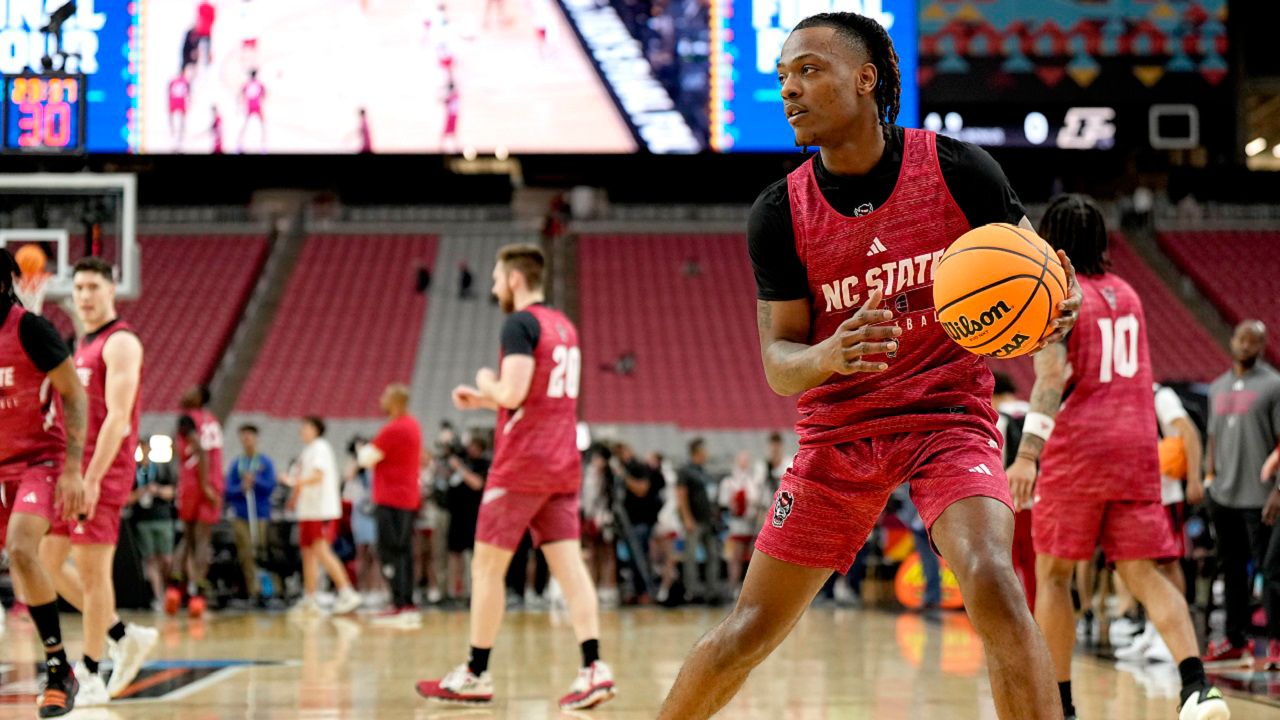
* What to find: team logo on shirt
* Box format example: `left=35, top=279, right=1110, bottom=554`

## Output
left=771, top=491, right=795, bottom=528
left=1102, top=288, right=1117, bottom=310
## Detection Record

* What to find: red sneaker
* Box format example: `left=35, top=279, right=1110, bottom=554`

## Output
left=163, top=587, right=182, bottom=616
left=559, top=661, right=616, bottom=710
left=1263, top=639, right=1280, bottom=672
left=1202, top=638, right=1253, bottom=667
left=188, top=595, right=206, bottom=620
left=416, top=664, right=494, bottom=705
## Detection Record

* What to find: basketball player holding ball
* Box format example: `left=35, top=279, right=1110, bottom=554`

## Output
left=659, top=13, right=1081, bottom=719
left=1010, top=195, right=1229, bottom=720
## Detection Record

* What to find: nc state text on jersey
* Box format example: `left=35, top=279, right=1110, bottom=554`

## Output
left=820, top=249, right=945, bottom=313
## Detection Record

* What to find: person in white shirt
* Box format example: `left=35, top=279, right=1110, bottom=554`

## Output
left=1115, top=385, right=1205, bottom=662
left=719, top=451, right=766, bottom=597
left=286, top=417, right=361, bottom=615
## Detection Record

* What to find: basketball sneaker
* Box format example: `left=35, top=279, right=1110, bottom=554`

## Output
left=288, top=596, right=327, bottom=617
left=72, top=663, right=109, bottom=707
left=107, top=623, right=159, bottom=697
left=369, top=606, right=421, bottom=628
left=416, top=664, right=494, bottom=705
left=1178, top=684, right=1230, bottom=720
left=163, top=587, right=183, bottom=616
left=559, top=661, right=616, bottom=710
left=37, top=667, right=78, bottom=718
left=1115, top=624, right=1154, bottom=662
left=188, top=595, right=207, bottom=619
left=1202, top=639, right=1253, bottom=668
left=332, top=588, right=362, bottom=615
left=1262, top=639, right=1280, bottom=672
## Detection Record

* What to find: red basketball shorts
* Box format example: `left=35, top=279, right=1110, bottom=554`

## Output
left=0, top=479, right=19, bottom=547
left=755, top=427, right=1013, bottom=574
left=178, top=481, right=223, bottom=525
left=51, top=481, right=129, bottom=545
left=299, top=519, right=338, bottom=547
left=474, top=488, right=579, bottom=552
left=8, top=462, right=59, bottom=527
left=1032, top=496, right=1179, bottom=563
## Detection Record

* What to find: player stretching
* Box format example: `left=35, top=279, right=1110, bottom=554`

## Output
left=1009, top=194, right=1229, bottom=720
left=168, top=385, right=224, bottom=618
left=38, top=258, right=158, bottom=705
left=0, top=249, right=88, bottom=717
left=658, top=13, right=1080, bottom=719
left=416, top=244, right=615, bottom=710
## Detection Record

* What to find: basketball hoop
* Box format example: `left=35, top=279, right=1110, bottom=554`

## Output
left=14, top=272, right=52, bottom=315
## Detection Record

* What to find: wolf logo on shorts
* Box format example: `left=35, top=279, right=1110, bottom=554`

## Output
left=771, top=491, right=794, bottom=528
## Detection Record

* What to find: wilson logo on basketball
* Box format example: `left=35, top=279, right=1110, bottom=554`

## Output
left=771, top=491, right=795, bottom=528
left=941, top=300, right=1012, bottom=342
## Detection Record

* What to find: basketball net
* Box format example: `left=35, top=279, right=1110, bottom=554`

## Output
left=14, top=272, right=51, bottom=315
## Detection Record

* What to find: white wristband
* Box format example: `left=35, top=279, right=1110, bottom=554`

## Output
left=1023, top=412, right=1055, bottom=441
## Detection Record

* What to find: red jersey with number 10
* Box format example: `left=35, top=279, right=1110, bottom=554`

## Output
left=0, top=304, right=64, bottom=476
left=489, top=305, right=581, bottom=494
left=787, top=128, right=999, bottom=447
left=1038, top=272, right=1159, bottom=501
left=75, top=320, right=141, bottom=502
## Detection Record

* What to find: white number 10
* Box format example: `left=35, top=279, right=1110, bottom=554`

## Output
left=1097, top=315, right=1139, bottom=383
left=548, top=345, right=581, bottom=399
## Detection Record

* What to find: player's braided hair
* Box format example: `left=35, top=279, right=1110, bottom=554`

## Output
left=1, top=248, right=19, bottom=304
left=793, top=12, right=901, bottom=126
left=1038, top=193, right=1110, bottom=277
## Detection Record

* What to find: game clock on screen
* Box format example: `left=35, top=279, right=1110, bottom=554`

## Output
left=3, top=73, right=87, bottom=155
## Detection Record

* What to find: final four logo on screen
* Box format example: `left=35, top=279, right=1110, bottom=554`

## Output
left=751, top=0, right=903, bottom=75
left=0, top=2, right=109, bottom=74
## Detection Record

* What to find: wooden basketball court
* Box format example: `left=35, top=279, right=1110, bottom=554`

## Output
left=2, top=606, right=1278, bottom=718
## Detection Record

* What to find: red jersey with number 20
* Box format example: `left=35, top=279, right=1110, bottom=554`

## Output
left=489, top=305, right=581, bottom=494
left=75, top=321, right=141, bottom=502
left=0, top=304, right=64, bottom=475
left=1038, top=273, right=1159, bottom=502
left=178, top=408, right=225, bottom=491
left=788, top=128, right=999, bottom=447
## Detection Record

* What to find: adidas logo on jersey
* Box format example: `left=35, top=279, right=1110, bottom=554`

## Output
left=22, top=492, right=37, bottom=504
left=865, top=237, right=888, bottom=256
left=967, top=464, right=994, bottom=476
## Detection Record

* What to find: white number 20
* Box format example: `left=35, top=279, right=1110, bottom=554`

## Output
left=1097, top=315, right=1139, bottom=383
left=548, top=345, right=581, bottom=399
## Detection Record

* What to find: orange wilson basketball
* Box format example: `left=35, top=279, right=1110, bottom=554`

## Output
left=932, top=223, right=1067, bottom=359
left=14, top=243, right=47, bottom=277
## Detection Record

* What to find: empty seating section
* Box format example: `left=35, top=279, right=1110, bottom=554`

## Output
left=1159, top=231, right=1280, bottom=365
left=577, top=234, right=796, bottom=429
left=1107, top=234, right=1228, bottom=382
left=42, top=235, right=267, bottom=412
left=236, top=234, right=437, bottom=418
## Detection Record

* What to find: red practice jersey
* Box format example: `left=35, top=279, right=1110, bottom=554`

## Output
left=243, top=81, right=265, bottom=116
left=1038, top=272, right=1160, bottom=501
left=788, top=128, right=999, bottom=447
left=75, top=320, right=141, bottom=501
left=0, top=304, right=64, bottom=476
left=489, top=304, right=582, bottom=494
left=169, top=77, right=189, bottom=113
left=178, top=408, right=224, bottom=491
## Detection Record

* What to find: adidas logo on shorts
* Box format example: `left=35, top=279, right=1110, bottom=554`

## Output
left=22, top=492, right=37, bottom=504
left=967, top=464, right=994, bottom=476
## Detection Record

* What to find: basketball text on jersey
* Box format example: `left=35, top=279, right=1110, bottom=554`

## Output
left=819, top=249, right=946, bottom=313
left=0, top=366, right=14, bottom=409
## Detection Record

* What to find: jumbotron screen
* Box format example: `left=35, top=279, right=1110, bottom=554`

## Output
left=0, top=0, right=1229, bottom=155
